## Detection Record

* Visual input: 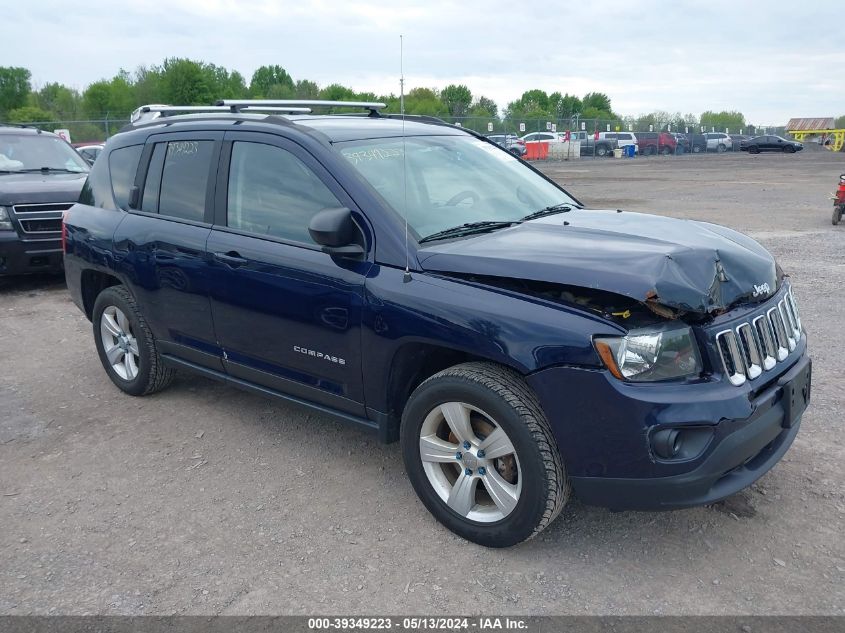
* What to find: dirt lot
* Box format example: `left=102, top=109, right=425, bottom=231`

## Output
left=1, top=150, right=844, bottom=615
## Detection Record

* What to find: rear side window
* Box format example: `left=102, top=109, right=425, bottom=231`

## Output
left=618, top=134, right=632, bottom=140
left=108, top=145, right=143, bottom=211
left=141, top=140, right=214, bottom=221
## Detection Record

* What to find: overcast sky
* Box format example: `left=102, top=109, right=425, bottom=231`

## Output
left=7, top=0, right=845, bottom=124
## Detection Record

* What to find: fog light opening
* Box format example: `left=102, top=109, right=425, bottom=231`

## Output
left=652, top=429, right=682, bottom=459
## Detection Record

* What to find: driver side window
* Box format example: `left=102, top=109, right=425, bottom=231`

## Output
left=226, top=142, right=341, bottom=244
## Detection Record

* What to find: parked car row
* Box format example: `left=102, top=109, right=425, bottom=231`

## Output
left=486, top=129, right=802, bottom=158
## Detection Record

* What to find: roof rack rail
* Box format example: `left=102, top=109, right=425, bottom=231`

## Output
left=0, top=121, right=42, bottom=130
left=215, top=99, right=387, bottom=114
left=130, top=103, right=312, bottom=123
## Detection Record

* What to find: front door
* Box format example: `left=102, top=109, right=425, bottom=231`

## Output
left=207, top=132, right=371, bottom=416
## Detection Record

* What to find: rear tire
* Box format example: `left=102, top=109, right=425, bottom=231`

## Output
left=400, top=362, right=568, bottom=547
left=596, top=145, right=608, bottom=157
left=92, top=285, right=174, bottom=396
left=749, top=146, right=760, bottom=154
left=661, top=146, right=672, bottom=155
left=834, top=206, right=843, bottom=226
left=692, top=145, right=702, bottom=153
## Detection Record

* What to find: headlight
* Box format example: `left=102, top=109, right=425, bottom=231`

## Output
left=0, top=207, right=13, bottom=231
left=594, top=324, right=702, bottom=382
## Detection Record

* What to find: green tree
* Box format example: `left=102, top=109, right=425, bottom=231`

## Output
left=700, top=110, right=746, bottom=133
left=249, top=65, right=294, bottom=98
left=295, top=79, right=320, bottom=99
left=0, top=66, right=31, bottom=114
left=34, top=83, right=81, bottom=117
left=471, top=96, right=498, bottom=118
left=835, top=115, right=845, bottom=129
left=7, top=106, right=56, bottom=124
left=582, top=92, right=613, bottom=114
left=134, top=65, right=164, bottom=105
left=81, top=73, right=135, bottom=119
left=160, top=58, right=214, bottom=105
left=440, top=84, right=472, bottom=118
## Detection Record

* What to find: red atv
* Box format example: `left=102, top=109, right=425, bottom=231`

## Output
left=834, top=173, right=845, bottom=225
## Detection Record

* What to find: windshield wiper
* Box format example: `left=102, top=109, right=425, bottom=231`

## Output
left=419, top=220, right=517, bottom=244
left=519, top=203, right=574, bottom=222
left=16, top=167, right=83, bottom=174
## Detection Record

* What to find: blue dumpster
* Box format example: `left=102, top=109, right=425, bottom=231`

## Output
left=625, top=144, right=635, bottom=158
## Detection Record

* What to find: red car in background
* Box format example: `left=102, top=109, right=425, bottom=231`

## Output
left=635, top=132, right=677, bottom=155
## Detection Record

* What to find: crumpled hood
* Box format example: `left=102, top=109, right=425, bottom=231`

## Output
left=417, top=209, right=778, bottom=314
left=0, top=172, right=87, bottom=206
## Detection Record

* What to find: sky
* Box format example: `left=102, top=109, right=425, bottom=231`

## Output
left=6, top=0, right=845, bottom=125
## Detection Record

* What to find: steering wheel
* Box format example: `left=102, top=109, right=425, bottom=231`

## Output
left=445, top=190, right=479, bottom=207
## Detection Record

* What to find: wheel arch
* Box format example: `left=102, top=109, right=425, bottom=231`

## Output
left=80, top=269, right=122, bottom=320
left=381, top=342, right=527, bottom=443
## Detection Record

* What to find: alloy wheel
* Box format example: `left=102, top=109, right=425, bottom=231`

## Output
left=418, top=401, right=522, bottom=523
left=100, top=305, right=140, bottom=380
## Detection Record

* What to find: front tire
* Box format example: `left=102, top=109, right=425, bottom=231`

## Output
left=834, top=206, right=843, bottom=225
left=692, top=144, right=702, bottom=153
left=717, top=143, right=727, bottom=153
left=92, top=285, right=174, bottom=396
left=400, top=362, right=568, bottom=547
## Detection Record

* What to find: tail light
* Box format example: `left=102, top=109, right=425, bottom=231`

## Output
left=61, top=210, right=69, bottom=253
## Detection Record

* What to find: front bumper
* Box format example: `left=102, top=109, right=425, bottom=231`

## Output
left=0, top=232, right=63, bottom=275
left=527, top=339, right=809, bottom=511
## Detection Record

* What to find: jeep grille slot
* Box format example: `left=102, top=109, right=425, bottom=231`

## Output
left=716, top=330, right=746, bottom=386
left=736, top=323, right=762, bottom=379
left=717, top=286, right=802, bottom=386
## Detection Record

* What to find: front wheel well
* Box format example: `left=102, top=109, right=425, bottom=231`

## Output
left=384, top=343, right=524, bottom=442
left=80, top=269, right=121, bottom=320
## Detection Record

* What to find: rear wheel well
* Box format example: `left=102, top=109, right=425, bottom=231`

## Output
left=384, top=343, right=521, bottom=442
left=80, top=270, right=121, bottom=320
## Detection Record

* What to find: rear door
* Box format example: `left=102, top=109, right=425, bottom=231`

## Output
left=112, top=132, right=223, bottom=370
left=207, top=131, right=371, bottom=415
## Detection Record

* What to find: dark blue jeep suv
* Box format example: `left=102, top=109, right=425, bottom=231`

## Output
left=63, top=101, right=811, bottom=547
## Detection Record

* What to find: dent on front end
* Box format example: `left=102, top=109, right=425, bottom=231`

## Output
left=452, top=270, right=809, bottom=510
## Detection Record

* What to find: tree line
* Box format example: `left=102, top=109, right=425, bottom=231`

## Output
left=1, top=60, right=830, bottom=141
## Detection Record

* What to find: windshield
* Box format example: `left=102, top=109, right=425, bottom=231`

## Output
left=0, top=134, right=89, bottom=173
left=338, top=135, right=578, bottom=241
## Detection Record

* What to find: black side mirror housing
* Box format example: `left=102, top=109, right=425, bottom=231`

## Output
left=308, top=207, right=365, bottom=257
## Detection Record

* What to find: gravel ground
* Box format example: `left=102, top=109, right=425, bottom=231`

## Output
left=1, top=150, right=844, bottom=616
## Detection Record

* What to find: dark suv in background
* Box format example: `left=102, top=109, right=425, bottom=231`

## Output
left=0, top=125, right=89, bottom=275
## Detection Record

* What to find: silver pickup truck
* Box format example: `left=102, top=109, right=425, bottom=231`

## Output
left=568, top=130, right=618, bottom=157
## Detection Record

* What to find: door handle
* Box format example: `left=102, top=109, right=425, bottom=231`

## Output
left=213, top=251, right=248, bottom=267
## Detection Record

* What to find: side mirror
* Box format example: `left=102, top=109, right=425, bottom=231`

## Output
left=308, top=207, right=365, bottom=257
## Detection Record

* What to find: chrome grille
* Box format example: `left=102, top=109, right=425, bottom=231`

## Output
left=715, top=287, right=802, bottom=386
left=12, top=202, right=74, bottom=214
left=19, top=218, right=62, bottom=234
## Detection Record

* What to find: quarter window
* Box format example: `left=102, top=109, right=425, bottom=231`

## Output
left=108, top=145, right=142, bottom=210
left=226, top=141, right=341, bottom=244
